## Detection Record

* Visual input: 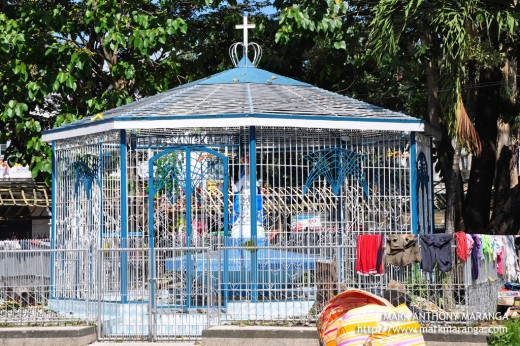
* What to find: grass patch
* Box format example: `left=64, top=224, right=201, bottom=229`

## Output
left=488, top=319, right=520, bottom=346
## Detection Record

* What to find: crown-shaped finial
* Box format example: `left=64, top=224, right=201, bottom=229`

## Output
left=229, top=16, right=262, bottom=67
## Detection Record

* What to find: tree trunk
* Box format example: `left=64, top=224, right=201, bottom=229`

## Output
left=496, top=120, right=511, bottom=190
left=420, top=32, right=461, bottom=233
left=499, top=56, right=518, bottom=187
left=463, top=67, right=502, bottom=233
left=489, top=146, right=520, bottom=234
left=488, top=55, right=519, bottom=234
left=513, top=131, right=519, bottom=187
left=444, top=140, right=464, bottom=233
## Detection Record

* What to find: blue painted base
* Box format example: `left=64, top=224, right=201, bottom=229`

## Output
left=48, top=299, right=314, bottom=337
left=165, top=238, right=318, bottom=299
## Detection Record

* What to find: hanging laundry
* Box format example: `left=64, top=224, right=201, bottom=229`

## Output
left=385, top=234, right=421, bottom=267
left=419, top=234, right=453, bottom=273
left=479, top=234, right=497, bottom=282
left=493, top=236, right=504, bottom=275
left=492, top=235, right=503, bottom=260
left=503, top=236, right=520, bottom=282
left=466, top=233, right=474, bottom=257
left=497, top=248, right=504, bottom=275
left=454, top=231, right=468, bottom=261
left=480, top=235, right=493, bottom=261
left=463, top=234, right=475, bottom=284
left=356, top=234, right=384, bottom=275
left=471, top=234, right=481, bottom=281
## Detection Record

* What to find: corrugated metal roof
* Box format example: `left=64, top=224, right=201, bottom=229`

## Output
left=42, top=60, right=423, bottom=141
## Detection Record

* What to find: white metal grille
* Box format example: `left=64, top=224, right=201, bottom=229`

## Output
left=30, top=126, right=499, bottom=341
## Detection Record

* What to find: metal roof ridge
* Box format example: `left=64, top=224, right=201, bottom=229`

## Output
left=308, top=85, right=419, bottom=120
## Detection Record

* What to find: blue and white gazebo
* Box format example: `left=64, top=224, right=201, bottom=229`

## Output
left=41, top=17, right=435, bottom=339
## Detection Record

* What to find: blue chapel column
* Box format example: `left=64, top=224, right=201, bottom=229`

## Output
left=120, top=130, right=129, bottom=303
left=249, top=126, right=258, bottom=302
left=410, top=132, right=419, bottom=234
left=50, top=141, right=56, bottom=298
left=429, top=137, right=435, bottom=234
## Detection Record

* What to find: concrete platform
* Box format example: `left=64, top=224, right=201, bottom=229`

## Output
left=91, top=343, right=197, bottom=345
left=423, top=332, right=488, bottom=345
left=201, top=326, right=319, bottom=346
left=426, top=343, right=486, bottom=346
left=0, top=325, right=97, bottom=346
left=201, top=326, right=490, bottom=346
left=0, top=325, right=490, bottom=346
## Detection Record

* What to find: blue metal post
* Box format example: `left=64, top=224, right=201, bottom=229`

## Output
left=74, top=183, right=80, bottom=297
left=120, top=130, right=128, bottom=303
left=222, top=155, right=229, bottom=305
left=185, top=149, right=193, bottom=308
left=337, top=140, right=344, bottom=296
left=147, top=158, right=156, bottom=312
left=249, top=126, right=258, bottom=302
left=96, top=144, right=103, bottom=294
left=50, top=141, right=56, bottom=298
left=99, top=144, right=104, bottom=248
left=410, top=132, right=418, bottom=234
left=429, top=137, right=435, bottom=234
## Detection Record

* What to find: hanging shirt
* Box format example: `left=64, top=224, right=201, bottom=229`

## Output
left=385, top=234, right=421, bottom=267
left=478, top=234, right=497, bottom=282
left=471, top=234, right=481, bottom=281
left=356, top=234, right=384, bottom=275
left=454, top=231, right=468, bottom=261
left=480, top=235, right=493, bottom=262
left=492, top=236, right=503, bottom=261
left=419, top=234, right=453, bottom=273
left=493, top=236, right=504, bottom=276
left=504, top=236, right=520, bottom=282
left=466, top=234, right=474, bottom=257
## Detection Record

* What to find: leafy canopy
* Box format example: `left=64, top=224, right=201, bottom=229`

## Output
left=0, top=0, right=208, bottom=185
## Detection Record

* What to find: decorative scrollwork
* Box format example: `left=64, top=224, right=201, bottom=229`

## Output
left=67, top=154, right=100, bottom=199
left=303, top=147, right=368, bottom=197
left=229, top=42, right=262, bottom=67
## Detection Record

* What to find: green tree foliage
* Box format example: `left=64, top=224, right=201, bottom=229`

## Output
left=370, top=0, right=518, bottom=152
left=368, top=0, right=519, bottom=233
left=0, top=0, right=207, bottom=185
left=172, top=1, right=274, bottom=79
left=274, top=1, right=428, bottom=119
left=274, top=0, right=520, bottom=233
left=0, top=0, right=290, bottom=186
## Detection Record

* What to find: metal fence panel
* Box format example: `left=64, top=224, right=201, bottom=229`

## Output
left=0, top=237, right=503, bottom=339
left=0, top=244, right=93, bottom=325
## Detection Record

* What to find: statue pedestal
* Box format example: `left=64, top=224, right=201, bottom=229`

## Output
left=231, top=221, right=265, bottom=238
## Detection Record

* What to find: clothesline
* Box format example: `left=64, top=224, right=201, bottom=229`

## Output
left=354, top=233, right=517, bottom=248
left=354, top=233, right=520, bottom=284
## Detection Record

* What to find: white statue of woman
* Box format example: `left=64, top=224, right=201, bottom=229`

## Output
left=231, top=163, right=265, bottom=239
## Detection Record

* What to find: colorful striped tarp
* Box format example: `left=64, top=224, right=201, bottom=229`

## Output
left=318, top=290, right=425, bottom=346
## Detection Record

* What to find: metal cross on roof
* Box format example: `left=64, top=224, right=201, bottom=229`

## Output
left=236, top=16, right=255, bottom=60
